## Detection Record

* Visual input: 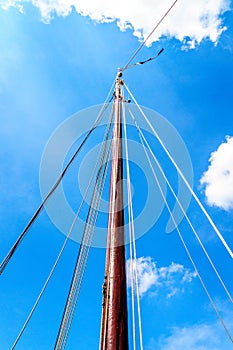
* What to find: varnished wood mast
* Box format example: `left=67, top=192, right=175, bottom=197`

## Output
left=100, top=70, right=129, bottom=350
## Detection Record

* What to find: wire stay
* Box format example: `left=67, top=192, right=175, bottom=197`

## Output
left=125, top=83, right=233, bottom=260
left=125, top=103, right=232, bottom=304
left=0, top=81, right=115, bottom=276
left=122, top=0, right=179, bottom=71
left=54, top=109, right=113, bottom=350
left=126, top=101, right=233, bottom=344
left=123, top=102, right=144, bottom=350
left=11, top=105, right=115, bottom=350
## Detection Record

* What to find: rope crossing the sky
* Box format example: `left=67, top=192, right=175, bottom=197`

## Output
left=125, top=99, right=233, bottom=344
left=0, top=81, right=115, bottom=276
left=125, top=103, right=233, bottom=304
left=124, top=83, right=233, bottom=260
left=122, top=0, right=179, bottom=71
left=10, top=105, right=115, bottom=350
left=123, top=103, right=144, bottom=350
left=54, top=109, right=114, bottom=350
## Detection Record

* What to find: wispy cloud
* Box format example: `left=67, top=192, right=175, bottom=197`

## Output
left=127, top=256, right=196, bottom=297
left=1, top=0, right=231, bottom=48
left=145, top=296, right=233, bottom=350
left=200, top=136, right=233, bottom=211
left=157, top=312, right=233, bottom=350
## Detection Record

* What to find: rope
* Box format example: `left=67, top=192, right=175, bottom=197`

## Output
left=11, top=160, right=96, bottom=350
left=55, top=139, right=112, bottom=350
left=10, top=105, right=115, bottom=350
left=130, top=106, right=233, bottom=344
left=126, top=105, right=233, bottom=304
left=122, top=0, right=179, bottom=71
left=123, top=101, right=144, bottom=350
left=123, top=103, right=136, bottom=350
left=0, top=81, right=115, bottom=276
left=54, top=110, right=113, bottom=350
left=124, top=84, right=233, bottom=259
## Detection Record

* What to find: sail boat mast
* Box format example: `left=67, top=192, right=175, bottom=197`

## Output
left=100, top=70, right=129, bottom=350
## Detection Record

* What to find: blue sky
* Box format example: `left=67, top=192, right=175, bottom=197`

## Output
left=0, top=1, right=233, bottom=349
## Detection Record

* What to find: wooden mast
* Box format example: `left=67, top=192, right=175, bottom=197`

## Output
left=100, top=70, right=129, bottom=350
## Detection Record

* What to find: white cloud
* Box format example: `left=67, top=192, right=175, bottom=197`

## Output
left=127, top=256, right=196, bottom=297
left=200, top=136, right=233, bottom=211
left=157, top=315, right=233, bottom=350
left=146, top=301, right=233, bottom=349
left=1, top=0, right=231, bottom=48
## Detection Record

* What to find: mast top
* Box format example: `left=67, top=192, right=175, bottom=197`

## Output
left=115, top=69, right=124, bottom=100
left=117, top=67, right=122, bottom=76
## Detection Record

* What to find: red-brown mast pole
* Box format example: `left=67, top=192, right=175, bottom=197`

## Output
left=100, top=70, right=129, bottom=350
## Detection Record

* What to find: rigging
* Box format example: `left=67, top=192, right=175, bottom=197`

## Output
left=0, top=82, right=115, bottom=276
left=2, top=0, right=232, bottom=347
left=54, top=107, right=114, bottom=350
left=125, top=98, right=233, bottom=344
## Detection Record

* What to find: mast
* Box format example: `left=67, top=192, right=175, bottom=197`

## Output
left=100, top=70, right=129, bottom=350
